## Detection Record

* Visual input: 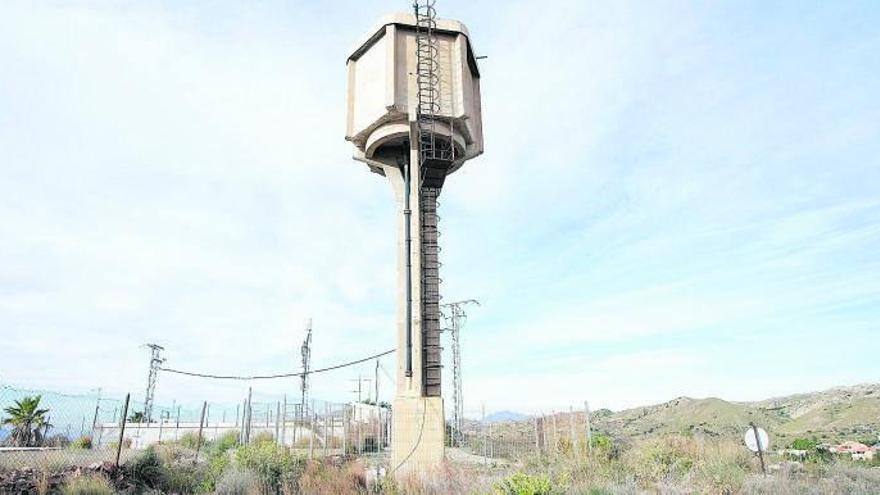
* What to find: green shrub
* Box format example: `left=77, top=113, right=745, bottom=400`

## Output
left=298, top=459, right=366, bottom=495
left=123, top=445, right=209, bottom=494
left=494, top=472, right=557, bottom=495
left=211, top=430, right=240, bottom=455
left=108, top=437, right=132, bottom=451
left=215, top=467, right=261, bottom=495
left=61, top=475, right=115, bottom=495
left=162, top=462, right=207, bottom=494
left=791, top=438, right=817, bottom=450
left=176, top=432, right=201, bottom=449
left=69, top=436, right=92, bottom=450
left=124, top=447, right=166, bottom=490
left=250, top=431, right=275, bottom=444
left=626, top=435, right=698, bottom=483
left=591, top=434, right=613, bottom=451
left=235, top=440, right=305, bottom=493
left=203, top=448, right=234, bottom=492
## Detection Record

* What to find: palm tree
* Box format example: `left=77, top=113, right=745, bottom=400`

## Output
left=2, top=395, right=51, bottom=447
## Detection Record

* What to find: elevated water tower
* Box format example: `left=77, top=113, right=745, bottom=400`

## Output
left=345, top=2, right=483, bottom=474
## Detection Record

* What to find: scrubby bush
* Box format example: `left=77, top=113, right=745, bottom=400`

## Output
left=235, top=440, right=305, bottom=492
left=211, top=430, right=240, bottom=455
left=215, top=467, right=261, bottom=495
left=494, top=472, right=558, bottom=495
left=123, top=445, right=209, bottom=494
left=250, top=431, right=275, bottom=444
left=162, top=462, right=208, bottom=494
left=124, top=447, right=166, bottom=490
left=176, top=432, right=202, bottom=450
left=626, top=435, right=698, bottom=482
left=298, top=459, right=366, bottom=495
left=791, top=438, right=817, bottom=450
left=44, top=434, right=71, bottom=448
left=61, top=475, right=115, bottom=495
left=108, top=437, right=132, bottom=451
left=69, top=436, right=92, bottom=450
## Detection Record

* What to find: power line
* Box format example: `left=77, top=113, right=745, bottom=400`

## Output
left=158, top=349, right=395, bottom=381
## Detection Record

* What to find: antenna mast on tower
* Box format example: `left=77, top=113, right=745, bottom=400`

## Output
left=143, top=343, right=165, bottom=422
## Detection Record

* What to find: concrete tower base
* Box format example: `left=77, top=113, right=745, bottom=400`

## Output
left=391, top=396, right=445, bottom=476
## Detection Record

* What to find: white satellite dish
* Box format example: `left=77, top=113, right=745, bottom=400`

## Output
left=744, top=426, right=770, bottom=453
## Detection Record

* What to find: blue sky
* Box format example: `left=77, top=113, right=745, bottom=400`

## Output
left=1, top=0, right=878, bottom=415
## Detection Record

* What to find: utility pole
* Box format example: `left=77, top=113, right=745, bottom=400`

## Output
left=440, top=299, right=479, bottom=446
left=299, top=319, right=312, bottom=435
left=350, top=376, right=372, bottom=403
left=142, top=343, right=165, bottom=422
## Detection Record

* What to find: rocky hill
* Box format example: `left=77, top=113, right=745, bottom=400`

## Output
left=595, top=383, right=880, bottom=444
left=475, top=383, right=880, bottom=446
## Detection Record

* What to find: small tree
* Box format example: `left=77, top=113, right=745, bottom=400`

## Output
left=128, top=411, right=147, bottom=423
left=791, top=438, right=817, bottom=450
left=2, top=395, right=51, bottom=447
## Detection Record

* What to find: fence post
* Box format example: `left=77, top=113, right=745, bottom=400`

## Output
left=195, top=401, right=207, bottom=461
left=342, top=405, right=347, bottom=455
left=377, top=405, right=382, bottom=453
left=281, top=396, right=287, bottom=447
left=570, top=405, right=577, bottom=460
left=322, top=403, right=328, bottom=457
left=275, top=401, right=281, bottom=445
left=308, top=407, right=314, bottom=459
left=245, top=387, right=253, bottom=444
left=481, top=403, right=487, bottom=465
left=330, top=404, right=336, bottom=453
left=534, top=416, right=539, bottom=453
left=584, top=401, right=592, bottom=456
left=375, top=404, right=380, bottom=453
left=91, top=396, right=100, bottom=437
left=239, top=399, right=246, bottom=444
left=357, top=403, right=362, bottom=455
left=292, top=403, right=298, bottom=446
left=115, top=393, right=130, bottom=467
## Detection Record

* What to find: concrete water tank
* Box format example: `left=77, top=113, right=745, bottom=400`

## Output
left=345, top=13, right=483, bottom=178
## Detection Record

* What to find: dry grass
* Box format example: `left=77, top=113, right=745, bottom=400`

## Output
left=296, top=458, right=367, bottom=495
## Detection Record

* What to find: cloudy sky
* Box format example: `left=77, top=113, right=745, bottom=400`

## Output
left=1, top=0, right=878, bottom=416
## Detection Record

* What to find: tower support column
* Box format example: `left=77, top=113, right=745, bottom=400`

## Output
left=383, top=143, right=445, bottom=475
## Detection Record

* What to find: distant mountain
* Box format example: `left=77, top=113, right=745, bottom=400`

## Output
left=484, top=410, right=529, bottom=424
left=471, top=383, right=880, bottom=445
left=594, top=383, right=880, bottom=444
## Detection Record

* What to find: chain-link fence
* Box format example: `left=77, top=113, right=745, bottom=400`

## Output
left=0, top=385, right=391, bottom=471
left=2, top=382, right=598, bottom=474
left=452, top=407, right=599, bottom=464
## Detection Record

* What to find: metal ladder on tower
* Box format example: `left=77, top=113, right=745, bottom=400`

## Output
left=414, top=0, right=451, bottom=397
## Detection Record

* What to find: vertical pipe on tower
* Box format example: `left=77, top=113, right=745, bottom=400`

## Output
left=402, top=151, right=413, bottom=378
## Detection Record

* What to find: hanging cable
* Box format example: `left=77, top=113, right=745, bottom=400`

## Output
left=158, top=349, right=394, bottom=381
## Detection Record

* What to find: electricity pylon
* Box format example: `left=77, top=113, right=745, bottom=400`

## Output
left=299, top=319, right=312, bottom=422
left=441, top=299, right=479, bottom=446
left=143, top=343, right=165, bottom=422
